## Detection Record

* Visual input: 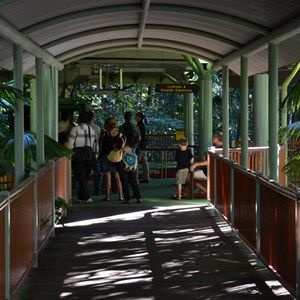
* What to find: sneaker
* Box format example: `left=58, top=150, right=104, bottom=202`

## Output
left=136, top=199, right=142, bottom=203
left=85, top=198, right=93, bottom=204
left=78, top=199, right=84, bottom=204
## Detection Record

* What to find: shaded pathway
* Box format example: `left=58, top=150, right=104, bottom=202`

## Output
left=14, top=202, right=293, bottom=300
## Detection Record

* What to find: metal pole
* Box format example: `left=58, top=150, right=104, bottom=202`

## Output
left=222, top=65, right=229, bottom=158
left=268, top=43, right=279, bottom=181
left=240, top=56, right=249, bottom=168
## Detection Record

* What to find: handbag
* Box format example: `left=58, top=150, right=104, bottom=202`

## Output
left=108, top=134, right=126, bottom=163
left=72, top=146, right=94, bottom=162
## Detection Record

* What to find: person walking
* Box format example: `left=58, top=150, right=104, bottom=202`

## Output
left=171, top=137, right=194, bottom=200
left=135, top=112, right=150, bottom=183
left=86, top=111, right=102, bottom=196
left=99, top=117, right=123, bottom=201
left=67, top=112, right=98, bottom=204
left=118, top=111, right=142, bottom=204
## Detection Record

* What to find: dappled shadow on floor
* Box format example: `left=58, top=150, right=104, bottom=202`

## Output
left=14, top=205, right=293, bottom=300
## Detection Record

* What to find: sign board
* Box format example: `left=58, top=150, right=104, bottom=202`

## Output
left=155, top=84, right=199, bottom=93
left=176, top=131, right=185, bottom=141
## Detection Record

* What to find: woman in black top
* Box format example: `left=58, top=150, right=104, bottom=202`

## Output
left=99, top=117, right=123, bottom=201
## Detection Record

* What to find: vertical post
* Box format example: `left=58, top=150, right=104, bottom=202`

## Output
left=13, top=44, right=25, bottom=185
left=213, top=155, right=217, bottom=207
left=198, top=78, right=205, bottom=157
left=268, top=43, right=278, bottom=181
left=240, top=56, right=249, bottom=168
left=204, top=73, right=212, bottom=150
left=253, top=74, right=269, bottom=146
left=99, top=68, right=103, bottom=89
left=230, top=162, right=235, bottom=227
left=4, top=192, right=10, bottom=300
left=222, top=65, right=229, bottom=158
left=52, top=67, right=59, bottom=142
left=186, top=93, right=194, bottom=150
left=296, top=188, right=300, bottom=299
left=36, top=57, right=45, bottom=167
left=51, top=160, right=56, bottom=237
left=33, top=172, right=38, bottom=268
left=256, top=172, right=263, bottom=267
left=120, top=68, right=123, bottom=90
left=30, top=78, right=37, bottom=132
left=43, top=67, right=51, bottom=136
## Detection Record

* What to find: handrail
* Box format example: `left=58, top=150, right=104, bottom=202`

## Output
left=0, top=157, right=70, bottom=300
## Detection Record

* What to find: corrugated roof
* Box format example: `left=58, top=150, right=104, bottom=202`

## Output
left=0, top=0, right=299, bottom=77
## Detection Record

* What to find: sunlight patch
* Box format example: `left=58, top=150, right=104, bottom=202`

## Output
left=265, top=280, right=291, bottom=296
left=224, top=283, right=259, bottom=294
left=57, top=205, right=207, bottom=228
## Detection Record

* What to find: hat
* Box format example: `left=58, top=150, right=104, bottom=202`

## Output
left=58, top=120, right=69, bottom=133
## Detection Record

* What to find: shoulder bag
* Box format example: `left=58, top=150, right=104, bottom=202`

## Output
left=108, top=134, right=126, bottom=163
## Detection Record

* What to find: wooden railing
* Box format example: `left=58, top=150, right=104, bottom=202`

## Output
left=146, top=134, right=300, bottom=187
left=0, top=157, right=71, bottom=300
left=207, top=152, right=299, bottom=298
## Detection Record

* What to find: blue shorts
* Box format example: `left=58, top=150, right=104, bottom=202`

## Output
left=100, top=155, right=117, bottom=173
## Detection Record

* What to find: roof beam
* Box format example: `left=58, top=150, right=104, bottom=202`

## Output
left=137, top=0, right=151, bottom=48
left=42, top=24, right=240, bottom=52
left=213, top=15, right=300, bottom=71
left=0, top=18, right=63, bottom=70
left=58, top=39, right=220, bottom=65
left=21, top=4, right=268, bottom=37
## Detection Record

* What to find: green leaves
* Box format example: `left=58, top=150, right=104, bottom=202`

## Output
left=278, top=122, right=300, bottom=143
left=0, top=82, right=26, bottom=108
left=280, top=78, right=300, bottom=113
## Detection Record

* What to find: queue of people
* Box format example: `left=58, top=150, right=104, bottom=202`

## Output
left=62, top=110, right=150, bottom=205
left=61, top=109, right=222, bottom=204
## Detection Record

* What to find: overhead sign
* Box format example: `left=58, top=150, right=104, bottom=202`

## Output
left=155, top=84, right=199, bottom=93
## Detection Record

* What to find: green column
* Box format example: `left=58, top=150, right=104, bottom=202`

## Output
left=198, top=78, right=205, bottom=157
left=203, top=72, right=212, bottom=155
left=240, top=56, right=249, bottom=168
left=13, top=44, right=24, bottom=185
left=268, top=43, right=278, bottom=181
left=43, top=67, right=51, bottom=136
left=186, top=93, right=194, bottom=148
left=30, top=79, right=37, bottom=132
left=36, top=57, right=45, bottom=167
left=52, top=67, right=59, bottom=141
left=253, top=74, right=268, bottom=146
left=222, top=65, right=229, bottom=158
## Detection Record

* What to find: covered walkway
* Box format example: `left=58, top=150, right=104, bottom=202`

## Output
left=14, top=179, right=293, bottom=300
